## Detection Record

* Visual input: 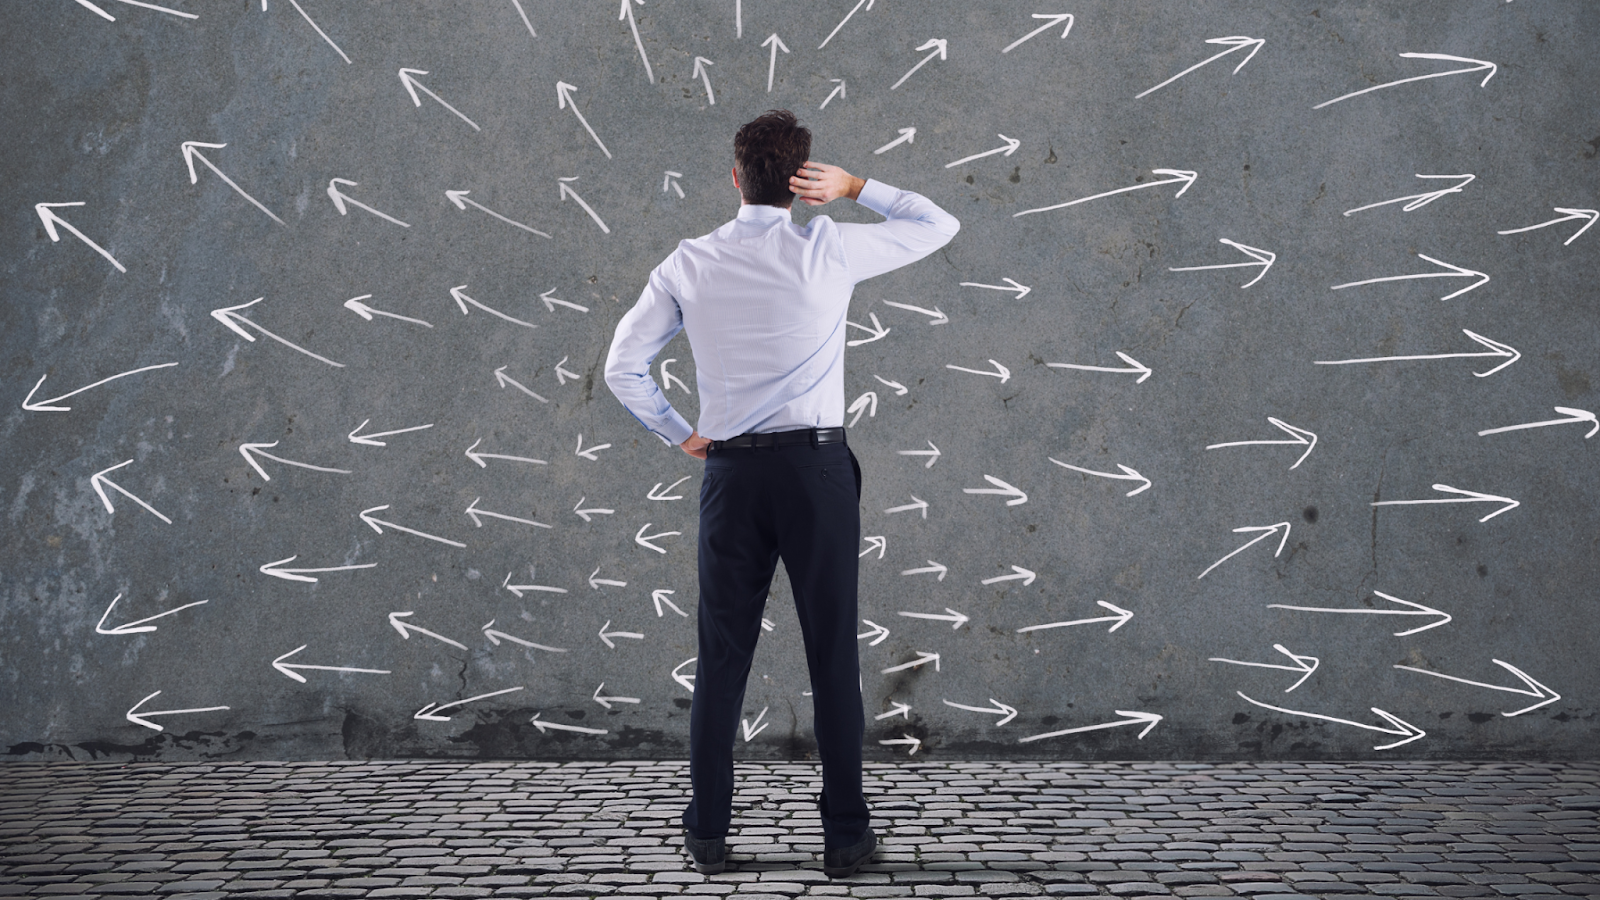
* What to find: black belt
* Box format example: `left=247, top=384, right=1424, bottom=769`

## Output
left=710, top=427, right=846, bottom=451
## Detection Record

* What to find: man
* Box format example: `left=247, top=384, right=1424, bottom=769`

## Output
left=604, top=109, right=959, bottom=878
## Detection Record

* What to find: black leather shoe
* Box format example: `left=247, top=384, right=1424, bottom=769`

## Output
left=822, top=827, right=876, bottom=878
left=683, top=830, right=726, bottom=875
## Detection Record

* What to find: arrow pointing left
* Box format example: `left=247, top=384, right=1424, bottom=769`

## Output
left=466, top=497, right=552, bottom=530
left=360, top=505, right=466, bottom=548
left=327, top=179, right=409, bottom=227
left=635, top=523, right=681, bottom=554
left=259, top=555, right=376, bottom=583
left=398, top=68, right=480, bottom=131
left=22, top=362, right=178, bottom=412
left=415, top=686, right=525, bottom=722
left=447, top=190, right=551, bottom=238
left=96, top=593, right=208, bottom=635
left=181, top=141, right=284, bottom=225
left=90, top=460, right=171, bottom=524
left=451, top=285, right=537, bottom=329
left=273, top=645, right=390, bottom=683
left=389, top=611, right=468, bottom=650
left=211, top=297, right=344, bottom=368
left=35, top=202, right=126, bottom=272
left=125, top=691, right=229, bottom=732
left=531, top=713, right=608, bottom=735
left=73, top=0, right=197, bottom=21
left=239, top=441, right=351, bottom=481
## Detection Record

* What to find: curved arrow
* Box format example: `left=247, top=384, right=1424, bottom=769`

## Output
left=1019, top=710, right=1162, bottom=743
left=1315, top=53, right=1495, bottom=110
left=1393, top=659, right=1559, bottom=717
left=1016, top=169, right=1196, bottom=218
left=1237, top=692, right=1424, bottom=750
left=1049, top=457, right=1151, bottom=496
left=126, top=691, right=229, bottom=732
left=1204, top=417, right=1317, bottom=470
left=22, top=362, right=178, bottom=412
left=1136, top=36, right=1264, bottom=99
left=943, top=698, right=1017, bottom=726
left=1168, top=238, right=1275, bottom=288
left=1197, top=522, right=1290, bottom=580
left=34, top=202, right=126, bottom=272
left=1497, top=208, right=1598, bottom=246
left=398, top=68, right=480, bottom=131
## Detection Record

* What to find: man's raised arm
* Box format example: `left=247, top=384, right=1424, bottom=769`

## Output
left=789, top=161, right=960, bottom=283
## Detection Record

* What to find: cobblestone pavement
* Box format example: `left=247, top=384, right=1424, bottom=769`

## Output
left=2, top=760, right=1597, bottom=900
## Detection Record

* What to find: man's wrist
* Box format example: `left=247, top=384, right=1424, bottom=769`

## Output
left=847, top=176, right=865, bottom=202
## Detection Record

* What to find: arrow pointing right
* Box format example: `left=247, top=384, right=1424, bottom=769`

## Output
left=1197, top=522, right=1291, bottom=580
left=1315, top=52, right=1496, bottom=110
left=857, top=620, right=890, bottom=645
left=1393, top=659, right=1560, bottom=717
left=873, top=126, right=916, bottom=155
left=897, top=608, right=969, bottom=629
left=1048, top=457, right=1152, bottom=496
left=1372, top=483, right=1519, bottom=523
left=1015, top=600, right=1134, bottom=634
left=1018, top=710, right=1163, bottom=743
left=1497, top=208, right=1598, bottom=246
left=1236, top=692, right=1425, bottom=750
left=1478, top=407, right=1598, bottom=440
left=942, top=698, right=1018, bottom=726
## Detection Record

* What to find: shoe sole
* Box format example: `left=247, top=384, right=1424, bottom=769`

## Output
left=692, top=861, right=725, bottom=875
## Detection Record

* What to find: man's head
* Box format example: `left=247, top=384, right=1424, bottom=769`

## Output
left=733, top=109, right=811, bottom=207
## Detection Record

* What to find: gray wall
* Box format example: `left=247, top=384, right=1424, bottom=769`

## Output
left=2, top=0, right=1595, bottom=762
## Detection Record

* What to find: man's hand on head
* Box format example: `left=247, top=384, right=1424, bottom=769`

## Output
left=790, top=162, right=865, bottom=206
left=680, top=430, right=712, bottom=460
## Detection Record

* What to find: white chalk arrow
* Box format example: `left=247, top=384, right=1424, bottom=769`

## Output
left=573, top=498, right=615, bottom=522
left=1197, top=522, right=1291, bottom=580
left=898, top=608, right=969, bottom=630
left=847, top=391, right=877, bottom=427
left=634, top=523, right=681, bottom=554
left=1002, top=13, right=1074, bottom=54
left=1047, top=351, right=1152, bottom=383
left=892, top=38, right=947, bottom=90
left=576, top=434, right=612, bottom=460
left=90, top=460, right=171, bottom=524
left=1205, top=418, right=1318, bottom=470
left=398, top=68, right=480, bottom=131
left=558, top=178, right=610, bottom=234
left=884, top=495, right=928, bottom=518
left=982, top=566, right=1036, bottom=587
left=556, top=81, right=611, bottom=159
left=599, top=620, right=645, bottom=649
left=879, top=733, right=921, bottom=755
left=22, top=362, right=178, bottom=413
left=125, top=691, right=228, bottom=733
left=963, top=474, right=1027, bottom=506
left=860, top=535, right=887, bottom=559
left=648, top=476, right=692, bottom=500
left=652, top=589, right=687, bottom=617
left=495, top=367, right=548, bottom=403
left=1344, top=173, right=1475, bottom=217
left=73, top=0, right=197, bottom=21
left=589, top=567, right=627, bottom=590
left=1136, top=35, right=1264, bottom=99
left=594, top=683, right=642, bottom=709
left=1269, top=590, right=1452, bottom=637
left=1498, top=208, right=1598, bottom=246
left=881, top=299, right=948, bottom=324
left=881, top=651, right=940, bottom=674
left=1169, top=238, right=1276, bottom=288
left=945, top=134, right=1020, bottom=169
left=873, top=126, right=917, bottom=155
left=901, top=560, right=947, bottom=580
left=239, top=441, right=350, bottom=481
left=943, top=698, right=1017, bottom=727
left=541, top=288, right=588, bottom=313
left=531, top=714, right=608, bottom=736
left=618, top=0, right=654, bottom=82
left=1373, top=483, right=1518, bottom=523
left=894, top=442, right=941, bottom=470
left=326, top=179, right=408, bottom=227
left=946, top=359, right=1010, bottom=383
left=446, top=190, right=551, bottom=238
left=1316, top=329, right=1519, bottom=378
left=1019, top=710, right=1162, bottom=743
left=1394, top=659, right=1559, bottom=717
left=211, top=297, right=344, bottom=368
left=260, top=556, right=375, bottom=584
left=820, top=78, right=847, bottom=109
left=1210, top=644, right=1320, bottom=692
left=762, top=33, right=790, bottom=91
left=1332, top=252, right=1488, bottom=301
left=415, top=686, right=525, bottom=721
left=481, top=620, right=568, bottom=653
left=96, top=594, right=208, bottom=635
left=1315, top=52, right=1496, bottom=110
left=875, top=701, right=912, bottom=720
left=1016, top=169, right=1197, bottom=218
left=344, top=295, right=432, bottom=328
left=360, top=505, right=466, bottom=548
left=846, top=313, right=891, bottom=346
left=348, top=419, right=433, bottom=448
left=273, top=645, right=390, bottom=683
left=263, top=0, right=348, bottom=63
left=1049, top=457, right=1151, bottom=496
left=1016, top=600, right=1134, bottom=634
left=875, top=375, right=908, bottom=395
left=511, top=0, right=535, bottom=36
left=741, top=706, right=770, bottom=741
left=34, top=202, right=126, bottom=272
left=857, top=620, right=890, bottom=646
left=501, top=570, right=567, bottom=597
left=660, top=358, right=689, bottom=392
left=389, top=611, right=469, bottom=650
left=960, top=278, right=1030, bottom=299
left=452, top=285, right=537, bottom=329
left=672, top=657, right=698, bottom=692
left=466, top=497, right=551, bottom=530
left=466, top=439, right=547, bottom=468
left=181, top=141, right=284, bottom=225
left=1237, top=692, right=1425, bottom=750
left=692, top=56, right=715, bottom=104
left=1480, top=407, right=1598, bottom=440
left=818, top=0, right=874, bottom=49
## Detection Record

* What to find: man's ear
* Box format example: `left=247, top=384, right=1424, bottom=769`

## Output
left=731, top=166, right=739, bottom=192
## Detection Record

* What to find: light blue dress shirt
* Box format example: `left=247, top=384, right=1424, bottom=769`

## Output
left=604, top=179, right=960, bottom=444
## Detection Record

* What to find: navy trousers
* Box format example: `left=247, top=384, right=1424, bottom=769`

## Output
left=682, top=439, right=870, bottom=850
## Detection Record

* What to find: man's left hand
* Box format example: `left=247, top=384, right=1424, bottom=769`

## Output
left=681, top=431, right=712, bottom=459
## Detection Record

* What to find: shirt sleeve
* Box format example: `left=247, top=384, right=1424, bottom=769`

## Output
left=837, top=178, right=961, bottom=284
left=604, top=257, right=696, bottom=445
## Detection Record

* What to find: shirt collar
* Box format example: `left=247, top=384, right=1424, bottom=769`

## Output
left=736, top=203, right=793, bottom=223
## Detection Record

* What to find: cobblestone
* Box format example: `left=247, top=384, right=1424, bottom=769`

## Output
left=0, top=762, right=1596, bottom=898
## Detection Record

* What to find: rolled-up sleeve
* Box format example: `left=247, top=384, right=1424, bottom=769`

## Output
left=604, top=258, right=696, bottom=445
left=838, top=179, right=961, bottom=284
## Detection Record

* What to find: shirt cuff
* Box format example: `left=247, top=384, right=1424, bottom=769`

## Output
left=658, top=412, right=695, bottom=446
left=855, top=178, right=898, bottom=216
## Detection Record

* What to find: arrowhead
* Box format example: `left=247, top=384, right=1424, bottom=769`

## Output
left=465, top=438, right=489, bottom=467
left=465, top=497, right=486, bottom=527
left=763, top=33, right=790, bottom=52
left=917, top=37, right=948, bottom=57
left=180, top=141, right=225, bottom=184
left=530, top=714, right=550, bottom=733
left=946, top=609, right=968, bottom=629
left=693, top=56, right=713, bottom=76
left=992, top=360, right=1011, bottom=383
left=415, top=704, right=452, bottom=722
left=1004, top=278, right=1031, bottom=298
left=1461, top=330, right=1519, bottom=377
left=1099, top=600, right=1134, bottom=632
left=359, top=505, right=389, bottom=534
left=901, top=126, right=916, bottom=141
left=1369, top=707, right=1427, bottom=749
left=34, top=202, right=78, bottom=241
left=1153, top=168, right=1198, bottom=198
left=273, top=645, right=309, bottom=682
left=260, top=555, right=317, bottom=583
left=1014, top=567, right=1036, bottom=586
left=994, top=701, right=1018, bottom=727
left=209, top=297, right=263, bottom=341
left=238, top=441, right=278, bottom=480
left=928, top=307, right=948, bottom=325
left=494, top=366, right=513, bottom=388
left=1115, top=465, right=1152, bottom=496
left=999, top=134, right=1020, bottom=155
left=1115, top=351, right=1153, bottom=383
left=389, top=611, right=417, bottom=638
left=326, top=178, right=354, bottom=214
left=1116, top=710, right=1163, bottom=739
left=450, top=285, right=473, bottom=314
left=21, top=374, right=70, bottom=412
left=445, top=189, right=470, bottom=210
left=398, top=68, right=428, bottom=106
left=343, top=296, right=375, bottom=320
left=124, top=691, right=162, bottom=732
left=556, top=80, right=576, bottom=108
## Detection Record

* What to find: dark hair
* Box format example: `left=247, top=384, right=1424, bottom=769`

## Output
left=733, top=110, right=811, bottom=207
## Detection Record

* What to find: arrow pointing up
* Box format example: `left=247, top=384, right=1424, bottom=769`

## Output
left=618, top=0, right=654, bottom=82
left=892, top=38, right=947, bottom=90
left=35, top=202, right=126, bottom=272
left=691, top=56, right=715, bottom=104
left=556, top=81, right=611, bottom=158
left=181, top=141, right=285, bottom=226
left=762, top=33, right=790, bottom=91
